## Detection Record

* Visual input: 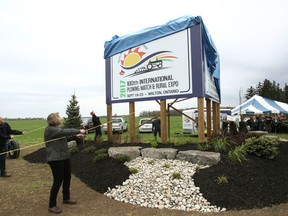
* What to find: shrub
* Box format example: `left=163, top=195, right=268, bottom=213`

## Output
left=166, top=139, right=172, bottom=145
left=92, top=148, right=109, bottom=162
left=196, top=141, right=211, bottom=151
left=114, top=154, right=131, bottom=163
left=150, top=139, right=158, bottom=148
left=69, top=146, right=78, bottom=154
left=244, top=136, right=280, bottom=159
left=129, top=167, right=138, bottom=174
left=162, top=163, right=171, bottom=168
left=92, top=153, right=108, bottom=162
left=228, top=145, right=247, bottom=164
left=172, top=172, right=182, bottom=179
left=95, top=148, right=108, bottom=155
left=82, top=146, right=96, bottom=154
left=210, top=137, right=229, bottom=152
left=215, top=175, right=228, bottom=184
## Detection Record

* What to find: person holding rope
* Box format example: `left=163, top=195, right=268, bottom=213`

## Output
left=44, top=112, right=86, bottom=214
left=90, top=111, right=102, bottom=141
left=152, top=117, right=161, bottom=139
left=0, top=116, right=26, bottom=178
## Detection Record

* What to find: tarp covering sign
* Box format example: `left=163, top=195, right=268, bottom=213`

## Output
left=104, top=16, right=221, bottom=104
left=231, top=95, right=288, bottom=115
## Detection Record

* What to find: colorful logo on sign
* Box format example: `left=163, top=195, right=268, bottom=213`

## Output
left=119, top=47, right=177, bottom=76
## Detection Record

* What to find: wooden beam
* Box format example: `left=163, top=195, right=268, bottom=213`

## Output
left=106, top=104, right=112, bottom=142
left=216, top=103, right=221, bottom=134
left=160, top=100, right=167, bottom=144
left=167, top=104, right=170, bottom=139
left=206, top=98, right=212, bottom=138
left=212, top=101, right=217, bottom=136
left=197, top=97, right=205, bottom=142
left=129, top=102, right=135, bottom=143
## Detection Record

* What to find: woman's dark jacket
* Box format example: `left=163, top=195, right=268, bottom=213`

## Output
left=44, top=126, right=80, bottom=162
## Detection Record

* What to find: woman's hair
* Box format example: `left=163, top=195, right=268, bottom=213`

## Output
left=47, top=112, right=62, bottom=126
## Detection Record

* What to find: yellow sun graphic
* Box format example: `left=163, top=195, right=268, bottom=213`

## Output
left=121, top=47, right=146, bottom=67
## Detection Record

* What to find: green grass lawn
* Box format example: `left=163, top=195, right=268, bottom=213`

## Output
left=7, top=119, right=47, bottom=146
left=6, top=117, right=198, bottom=149
left=7, top=117, right=288, bottom=152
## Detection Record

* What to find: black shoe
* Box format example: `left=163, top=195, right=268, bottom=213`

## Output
left=48, top=206, right=62, bottom=214
left=63, top=199, right=77, bottom=205
left=1, top=173, right=11, bottom=177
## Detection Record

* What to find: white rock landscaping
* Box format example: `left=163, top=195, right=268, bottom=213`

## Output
left=105, top=150, right=226, bottom=213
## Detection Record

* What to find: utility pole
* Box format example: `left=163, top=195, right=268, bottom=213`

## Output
left=239, top=88, right=243, bottom=121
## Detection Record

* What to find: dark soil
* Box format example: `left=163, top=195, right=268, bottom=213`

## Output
left=24, top=139, right=288, bottom=211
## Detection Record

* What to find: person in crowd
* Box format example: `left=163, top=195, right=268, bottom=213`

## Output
left=0, top=116, right=26, bottom=177
left=251, top=116, right=258, bottom=131
left=44, top=112, right=86, bottom=214
left=271, top=116, right=276, bottom=133
left=277, top=113, right=285, bottom=133
left=280, top=113, right=286, bottom=121
left=246, top=118, right=252, bottom=131
left=272, top=115, right=281, bottom=133
left=257, top=114, right=265, bottom=131
left=265, top=114, right=272, bottom=133
left=152, top=117, right=161, bottom=139
left=90, top=111, right=102, bottom=141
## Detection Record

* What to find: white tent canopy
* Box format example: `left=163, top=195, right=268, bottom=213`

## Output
left=231, top=95, right=288, bottom=115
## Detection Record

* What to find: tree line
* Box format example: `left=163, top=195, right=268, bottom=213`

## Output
left=245, top=79, right=288, bottom=102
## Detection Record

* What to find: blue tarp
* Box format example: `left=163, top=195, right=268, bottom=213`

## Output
left=104, top=15, right=220, bottom=98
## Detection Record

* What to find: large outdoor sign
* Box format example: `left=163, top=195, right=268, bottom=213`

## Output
left=104, top=16, right=221, bottom=104
left=109, top=29, right=192, bottom=102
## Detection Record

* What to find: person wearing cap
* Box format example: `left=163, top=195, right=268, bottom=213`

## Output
left=0, top=116, right=26, bottom=177
left=90, top=111, right=102, bottom=141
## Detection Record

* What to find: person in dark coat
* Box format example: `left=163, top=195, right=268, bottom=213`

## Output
left=0, top=116, right=25, bottom=177
left=152, top=118, right=161, bottom=139
left=44, top=112, right=86, bottom=214
left=90, top=111, right=102, bottom=141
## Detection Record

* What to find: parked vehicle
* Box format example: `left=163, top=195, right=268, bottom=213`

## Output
left=138, top=118, right=153, bottom=133
left=182, top=108, right=232, bottom=134
left=81, top=117, right=94, bottom=133
left=103, top=117, right=128, bottom=134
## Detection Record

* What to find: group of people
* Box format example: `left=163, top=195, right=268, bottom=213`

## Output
left=1, top=111, right=162, bottom=214
left=1, top=111, right=102, bottom=214
left=247, top=113, right=287, bottom=133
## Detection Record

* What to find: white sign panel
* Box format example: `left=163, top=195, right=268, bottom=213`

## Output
left=109, top=29, right=192, bottom=102
left=204, top=51, right=220, bottom=101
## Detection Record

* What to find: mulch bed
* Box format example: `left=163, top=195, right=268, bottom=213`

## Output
left=24, top=139, right=288, bottom=211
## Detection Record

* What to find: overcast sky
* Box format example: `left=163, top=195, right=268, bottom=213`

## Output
left=1, top=0, right=288, bottom=118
